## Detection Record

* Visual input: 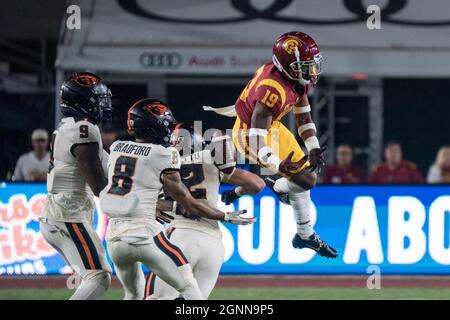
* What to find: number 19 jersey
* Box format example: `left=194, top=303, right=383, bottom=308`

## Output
left=235, top=63, right=309, bottom=126
left=100, top=140, right=181, bottom=240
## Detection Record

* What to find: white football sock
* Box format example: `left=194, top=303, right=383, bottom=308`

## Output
left=273, top=178, right=313, bottom=239
left=70, top=270, right=111, bottom=300
left=288, top=190, right=314, bottom=239
left=177, top=265, right=204, bottom=300
left=179, top=282, right=204, bottom=300
left=273, top=177, right=305, bottom=193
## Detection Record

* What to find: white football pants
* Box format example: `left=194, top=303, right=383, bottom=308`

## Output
left=107, top=230, right=204, bottom=300
left=39, top=219, right=112, bottom=300
left=146, top=227, right=225, bottom=300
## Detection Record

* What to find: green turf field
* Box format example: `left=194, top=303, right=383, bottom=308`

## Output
left=1, top=287, right=450, bottom=300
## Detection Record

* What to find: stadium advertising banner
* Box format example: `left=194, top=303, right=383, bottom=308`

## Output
left=0, top=183, right=449, bottom=275
left=58, top=0, right=450, bottom=77
left=60, top=46, right=271, bottom=75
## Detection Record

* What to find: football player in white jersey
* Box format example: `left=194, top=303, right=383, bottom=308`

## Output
left=145, top=122, right=265, bottom=300
left=39, top=72, right=113, bottom=300
left=100, top=99, right=255, bottom=300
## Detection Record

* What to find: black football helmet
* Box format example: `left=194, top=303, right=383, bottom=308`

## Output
left=172, top=121, right=205, bottom=155
left=127, top=98, right=177, bottom=144
left=60, top=72, right=112, bottom=125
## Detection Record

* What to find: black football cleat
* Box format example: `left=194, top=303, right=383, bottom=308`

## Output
left=263, top=176, right=290, bottom=204
left=292, top=233, right=338, bottom=259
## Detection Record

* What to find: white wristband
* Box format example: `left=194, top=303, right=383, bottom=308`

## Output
left=248, top=128, right=268, bottom=137
left=235, top=186, right=243, bottom=196
left=293, top=105, right=311, bottom=114
left=297, top=123, right=316, bottom=135
left=257, top=146, right=274, bottom=161
left=304, top=136, right=320, bottom=152
left=267, top=154, right=282, bottom=168
left=258, top=146, right=282, bottom=168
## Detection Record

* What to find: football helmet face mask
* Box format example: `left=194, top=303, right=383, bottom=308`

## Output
left=127, top=98, right=177, bottom=145
left=272, top=31, right=323, bottom=86
left=60, top=72, right=112, bottom=125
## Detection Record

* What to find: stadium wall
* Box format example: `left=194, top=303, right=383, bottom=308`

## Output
left=0, top=183, right=449, bottom=275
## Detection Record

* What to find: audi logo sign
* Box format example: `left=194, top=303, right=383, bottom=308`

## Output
left=139, top=52, right=182, bottom=68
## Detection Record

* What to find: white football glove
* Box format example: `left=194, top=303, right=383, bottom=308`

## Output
left=222, top=210, right=256, bottom=225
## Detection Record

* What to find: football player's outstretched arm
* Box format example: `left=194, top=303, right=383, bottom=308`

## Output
left=73, top=143, right=107, bottom=196
left=207, top=129, right=264, bottom=203
left=293, top=95, right=326, bottom=173
left=221, top=168, right=265, bottom=205
left=161, top=170, right=255, bottom=225
left=226, top=168, right=265, bottom=195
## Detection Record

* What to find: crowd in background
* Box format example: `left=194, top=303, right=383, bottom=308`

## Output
left=322, top=142, right=450, bottom=184
left=12, top=129, right=50, bottom=182
left=10, top=127, right=450, bottom=185
left=10, top=127, right=120, bottom=182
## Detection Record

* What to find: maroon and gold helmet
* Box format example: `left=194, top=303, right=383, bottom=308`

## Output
left=272, top=31, right=323, bottom=86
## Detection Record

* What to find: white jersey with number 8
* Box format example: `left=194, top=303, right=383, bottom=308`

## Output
left=100, top=140, right=181, bottom=241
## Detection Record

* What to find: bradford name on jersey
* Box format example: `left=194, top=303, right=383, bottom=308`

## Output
left=169, top=132, right=236, bottom=238
left=45, top=117, right=105, bottom=223
left=100, top=140, right=181, bottom=241
left=234, top=62, right=310, bottom=127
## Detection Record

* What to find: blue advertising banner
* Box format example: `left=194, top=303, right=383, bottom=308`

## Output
left=0, top=183, right=449, bottom=275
